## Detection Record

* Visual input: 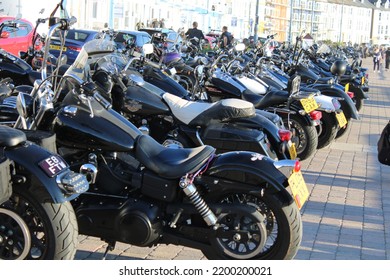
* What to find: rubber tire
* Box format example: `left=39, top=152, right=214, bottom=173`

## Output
left=335, top=119, right=352, bottom=139
left=316, top=112, right=338, bottom=149
left=201, top=191, right=303, bottom=260
left=4, top=186, right=78, bottom=260
left=353, top=96, right=364, bottom=112
left=284, top=114, right=318, bottom=160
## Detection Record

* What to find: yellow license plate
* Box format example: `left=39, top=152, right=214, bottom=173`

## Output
left=289, top=142, right=297, bottom=160
left=300, top=96, right=319, bottom=113
left=361, top=77, right=365, bottom=85
left=288, top=170, right=309, bottom=209
left=345, top=83, right=350, bottom=93
left=336, top=111, right=348, bottom=128
left=50, top=45, right=67, bottom=51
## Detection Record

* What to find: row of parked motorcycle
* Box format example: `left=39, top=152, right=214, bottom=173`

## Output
left=0, top=1, right=368, bottom=260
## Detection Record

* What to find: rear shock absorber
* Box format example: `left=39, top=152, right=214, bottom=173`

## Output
left=179, top=176, right=217, bottom=226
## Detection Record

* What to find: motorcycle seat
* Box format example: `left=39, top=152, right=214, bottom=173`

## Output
left=243, top=89, right=289, bottom=109
left=162, top=93, right=256, bottom=126
left=0, top=126, right=27, bottom=147
left=135, top=134, right=215, bottom=179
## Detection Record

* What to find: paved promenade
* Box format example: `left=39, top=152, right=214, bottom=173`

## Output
left=75, top=57, right=390, bottom=260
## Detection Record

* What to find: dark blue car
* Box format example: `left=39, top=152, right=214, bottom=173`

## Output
left=49, top=29, right=100, bottom=64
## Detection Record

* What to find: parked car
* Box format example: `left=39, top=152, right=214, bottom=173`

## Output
left=139, top=28, right=182, bottom=50
left=0, top=16, right=34, bottom=56
left=114, top=30, right=151, bottom=52
left=49, top=29, right=100, bottom=64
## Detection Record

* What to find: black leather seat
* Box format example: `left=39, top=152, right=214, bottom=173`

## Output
left=0, top=126, right=27, bottom=147
left=135, top=134, right=215, bottom=179
left=244, top=89, right=289, bottom=109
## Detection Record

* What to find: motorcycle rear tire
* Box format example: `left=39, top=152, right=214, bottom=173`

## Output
left=201, top=191, right=302, bottom=260
left=335, top=119, right=352, bottom=139
left=284, top=114, right=318, bottom=160
left=1, top=186, right=78, bottom=260
left=316, top=112, right=338, bottom=149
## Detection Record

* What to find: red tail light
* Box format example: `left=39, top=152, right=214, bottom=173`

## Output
left=294, top=160, right=301, bottom=173
left=68, top=46, right=81, bottom=52
left=278, top=129, right=292, bottom=141
left=347, top=91, right=354, bottom=98
left=309, top=110, right=322, bottom=120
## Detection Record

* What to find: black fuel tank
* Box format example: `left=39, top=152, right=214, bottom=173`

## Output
left=122, top=84, right=169, bottom=116
left=54, top=102, right=142, bottom=152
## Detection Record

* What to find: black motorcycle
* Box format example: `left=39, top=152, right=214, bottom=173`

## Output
left=13, top=13, right=308, bottom=260
left=0, top=125, right=89, bottom=259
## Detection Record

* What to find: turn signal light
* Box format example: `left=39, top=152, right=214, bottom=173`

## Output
left=347, top=91, right=354, bottom=98
left=309, top=110, right=322, bottom=120
left=294, top=160, right=301, bottom=173
left=278, top=129, right=292, bottom=141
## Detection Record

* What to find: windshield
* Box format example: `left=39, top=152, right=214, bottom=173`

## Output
left=64, top=39, right=123, bottom=82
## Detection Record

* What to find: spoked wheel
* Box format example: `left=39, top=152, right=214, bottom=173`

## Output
left=0, top=186, right=78, bottom=259
left=0, top=208, right=31, bottom=260
left=202, top=191, right=302, bottom=260
left=210, top=209, right=267, bottom=259
left=284, top=114, right=318, bottom=160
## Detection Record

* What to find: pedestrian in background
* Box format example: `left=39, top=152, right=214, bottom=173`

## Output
left=373, top=47, right=381, bottom=73
left=185, top=21, right=205, bottom=48
left=219, top=26, right=233, bottom=49
left=386, top=47, right=390, bottom=71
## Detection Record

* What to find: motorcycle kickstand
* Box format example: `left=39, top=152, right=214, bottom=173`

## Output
left=102, top=241, right=116, bottom=260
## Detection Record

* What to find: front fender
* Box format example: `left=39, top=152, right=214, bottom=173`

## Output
left=203, top=151, right=296, bottom=194
left=4, top=142, right=78, bottom=204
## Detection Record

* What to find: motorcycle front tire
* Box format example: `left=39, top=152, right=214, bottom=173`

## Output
left=1, top=186, right=78, bottom=260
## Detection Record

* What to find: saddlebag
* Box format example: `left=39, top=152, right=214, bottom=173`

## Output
left=0, top=158, right=12, bottom=204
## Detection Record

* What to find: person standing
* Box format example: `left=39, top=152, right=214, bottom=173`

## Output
left=385, top=47, right=390, bottom=71
left=373, top=47, right=381, bottom=73
left=219, top=26, right=233, bottom=49
left=185, top=21, right=205, bottom=47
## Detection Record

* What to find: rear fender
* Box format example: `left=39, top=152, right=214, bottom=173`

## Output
left=314, top=95, right=340, bottom=112
left=309, top=84, right=359, bottom=120
left=4, top=142, right=79, bottom=203
left=202, top=151, right=296, bottom=196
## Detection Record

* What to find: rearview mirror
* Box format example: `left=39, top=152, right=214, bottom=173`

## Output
left=235, top=43, right=245, bottom=52
left=142, top=43, right=154, bottom=55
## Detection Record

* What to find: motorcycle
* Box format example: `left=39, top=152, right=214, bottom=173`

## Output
left=13, top=10, right=308, bottom=260
left=0, top=125, right=89, bottom=259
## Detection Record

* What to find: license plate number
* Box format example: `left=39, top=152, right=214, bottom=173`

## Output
left=50, top=45, right=67, bottom=52
left=300, top=96, right=319, bottom=113
left=336, top=111, right=348, bottom=128
left=38, top=155, right=68, bottom=177
left=344, top=83, right=350, bottom=93
left=288, top=142, right=297, bottom=160
left=288, top=170, right=309, bottom=209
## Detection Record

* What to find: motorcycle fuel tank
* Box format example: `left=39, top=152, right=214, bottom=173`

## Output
left=122, top=83, right=170, bottom=116
left=54, top=100, right=142, bottom=152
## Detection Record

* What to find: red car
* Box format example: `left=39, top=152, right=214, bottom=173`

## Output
left=0, top=16, right=34, bottom=56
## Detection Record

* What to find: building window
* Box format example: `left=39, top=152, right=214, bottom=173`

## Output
left=379, top=13, right=382, bottom=21
left=92, top=1, right=98, bottom=18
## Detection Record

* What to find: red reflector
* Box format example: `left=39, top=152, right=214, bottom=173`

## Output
left=294, top=160, right=301, bottom=173
left=68, top=46, right=81, bottom=51
left=309, top=110, right=322, bottom=120
left=278, top=129, right=292, bottom=141
left=347, top=91, right=354, bottom=98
